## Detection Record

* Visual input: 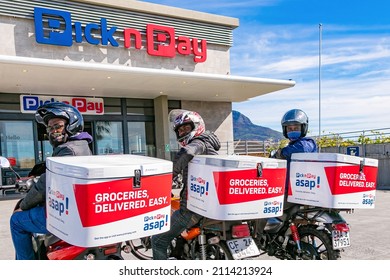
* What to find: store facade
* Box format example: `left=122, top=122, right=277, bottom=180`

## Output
left=0, top=0, right=295, bottom=178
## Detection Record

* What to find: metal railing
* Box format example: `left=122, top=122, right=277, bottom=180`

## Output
left=312, top=127, right=390, bottom=143
left=223, top=140, right=276, bottom=156
left=226, top=128, right=390, bottom=155
left=168, top=128, right=390, bottom=157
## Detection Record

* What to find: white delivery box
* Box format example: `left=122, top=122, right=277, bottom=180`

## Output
left=46, top=154, right=172, bottom=247
left=288, top=153, right=378, bottom=209
left=187, top=155, right=287, bottom=220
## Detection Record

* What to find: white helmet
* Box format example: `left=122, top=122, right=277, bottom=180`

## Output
left=170, top=110, right=205, bottom=146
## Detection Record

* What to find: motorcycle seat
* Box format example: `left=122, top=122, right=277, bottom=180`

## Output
left=202, top=218, right=222, bottom=227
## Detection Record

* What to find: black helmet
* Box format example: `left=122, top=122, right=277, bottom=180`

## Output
left=35, top=102, right=84, bottom=136
left=281, top=109, right=309, bottom=138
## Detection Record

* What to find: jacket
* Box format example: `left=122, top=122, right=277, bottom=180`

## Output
left=20, top=132, right=93, bottom=210
left=173, top=131, right=221, bottom=203
left=281, top=136, right=317, bottom=192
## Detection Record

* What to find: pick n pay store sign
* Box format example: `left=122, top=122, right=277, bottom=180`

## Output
left=20, top=95, right=104, bottom=115
left=33, top=7, right=207, bottom=63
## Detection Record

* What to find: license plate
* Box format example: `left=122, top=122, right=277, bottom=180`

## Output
left=227, top=237, right=260, bottom=260
left=332, top=230, right=351, bottom=249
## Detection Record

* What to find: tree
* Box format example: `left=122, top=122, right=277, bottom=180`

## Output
left=317, top=129, right=390, bottom=148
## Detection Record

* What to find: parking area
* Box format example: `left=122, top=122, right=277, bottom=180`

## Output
left=1, top=188, right=390, bottom=260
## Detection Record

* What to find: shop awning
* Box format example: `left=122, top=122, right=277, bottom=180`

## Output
left=0, top=55, right=295, bottom=102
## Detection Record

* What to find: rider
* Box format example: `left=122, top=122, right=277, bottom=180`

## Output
left=151, top=110, right=221, bottom=260
left=276, top=108, right=317, bottom=206
left=10, top=102, right=93, bottom=260
left=256, top=109, right=317, bottom=244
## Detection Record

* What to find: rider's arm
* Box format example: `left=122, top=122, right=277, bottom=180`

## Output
left=281, top=138, right=317, bottom=160
left=19, top=173, right=46, bottom=210
left=19, top=143, right=90, bottom=211
left=172, top=138, right=206, bottom=177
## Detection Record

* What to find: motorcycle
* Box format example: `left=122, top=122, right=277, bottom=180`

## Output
left=30, top=232, right=126, bottom=260
left=0, top=156, right=24, bottom=195
left=127, top=196, right=260, bottom=260
left=1, top=156, right=129, bottom=260
left=248, top=202, right=351, bottom=260
left=245, top=149, right=352, bottom=260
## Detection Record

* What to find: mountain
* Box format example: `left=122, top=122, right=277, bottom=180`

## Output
left=233, top=110, right=283, bottom=141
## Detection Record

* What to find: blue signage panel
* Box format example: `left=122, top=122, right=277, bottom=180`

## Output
left=346, top=146, right=359, bottom=156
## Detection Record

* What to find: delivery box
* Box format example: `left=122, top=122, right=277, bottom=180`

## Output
left=46, top=154, right=172, bottom=247
left=288, top=153, right=378, bottom=209
left=187, top=155, right=287, bottom=220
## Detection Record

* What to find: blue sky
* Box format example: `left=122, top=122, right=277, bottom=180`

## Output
left=140, top=0, right=390, bottom=136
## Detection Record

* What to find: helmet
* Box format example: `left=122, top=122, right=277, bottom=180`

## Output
left=172, top=110, right=205, bottom=146
left=281, top=109, right=309, bottom=138
left=35, top=102, right=84, bottom=136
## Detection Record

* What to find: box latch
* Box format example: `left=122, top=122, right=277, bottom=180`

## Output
left=133, top=169, right=141, bottom=188
left=257, top=163, right=263, bottom=177
left=359, top=160, right=364, bottom=173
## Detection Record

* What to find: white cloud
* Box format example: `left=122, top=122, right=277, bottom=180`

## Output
left=234, top=75, right=390, bottom=135
left=231, top=22, right=390, bottom=136
left=141, top=1, right=390, bottom=136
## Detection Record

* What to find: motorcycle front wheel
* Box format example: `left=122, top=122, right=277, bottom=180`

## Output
left=126, top=237, right=153, bottom=260
left=298, top=225, right=341, bottom=260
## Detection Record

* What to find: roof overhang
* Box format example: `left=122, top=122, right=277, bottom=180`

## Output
left=0, top=55, right=295, bottom=102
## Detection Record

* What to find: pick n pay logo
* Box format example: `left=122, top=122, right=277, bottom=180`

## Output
left=34, top=7, right=118, bottom=47
left=34, top=8, right=72, bottom=46
left=189, top=175, right=209, bottom=197
left=33, top=7, right=207, bottom=62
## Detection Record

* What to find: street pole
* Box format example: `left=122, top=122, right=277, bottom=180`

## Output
left=318, top=23, right=322, bottom=152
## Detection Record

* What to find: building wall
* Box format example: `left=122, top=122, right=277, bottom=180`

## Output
left=0, top=0, right=235, bottom=74
left=0, top=0, right=239, bottom=160
left=0, top=16, right=231, bottom=75
left=181, top=101, right=234, bottom=154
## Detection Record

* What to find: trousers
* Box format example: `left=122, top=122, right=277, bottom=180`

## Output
left=10, top=206, right=48, bottom=260
left=151, top=207, right=201, bottom=260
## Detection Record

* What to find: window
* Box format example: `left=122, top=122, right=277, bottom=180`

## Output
left=0, top=121, right=35, bottom=169
left=103, top=97, right=122, bottom=115
left=0, top=93, right=21, bottom=113
left=95, top=121, right=123, bottom=154
left=128, top=122, right=155, bottom=157
left=126, top=99, right=154, bottom=116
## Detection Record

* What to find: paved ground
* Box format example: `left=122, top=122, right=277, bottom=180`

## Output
left=1, top=188, right=390, bottom=260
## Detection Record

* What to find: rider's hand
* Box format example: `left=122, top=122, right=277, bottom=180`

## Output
left=13, top=198, right=24, bottom=213
left=274, top=148, right=286, bottom=159
left=16, top=177, right=35, bottom=193
left=172, top=174, right=183, bottom=189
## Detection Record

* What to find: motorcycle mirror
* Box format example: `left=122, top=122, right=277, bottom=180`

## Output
left=0, top=156, right=11, bottom=168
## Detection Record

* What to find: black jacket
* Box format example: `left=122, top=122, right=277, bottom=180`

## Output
left=20, top=134, right=92, bottom=210
left=173, top=131, right=221, bottom=204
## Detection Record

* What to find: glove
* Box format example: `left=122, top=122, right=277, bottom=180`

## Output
left=16, top=177, right=35, bottom=193
left=172, top=173, right=183, bottom=189
left=270, top=148, right=286, bottom=159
